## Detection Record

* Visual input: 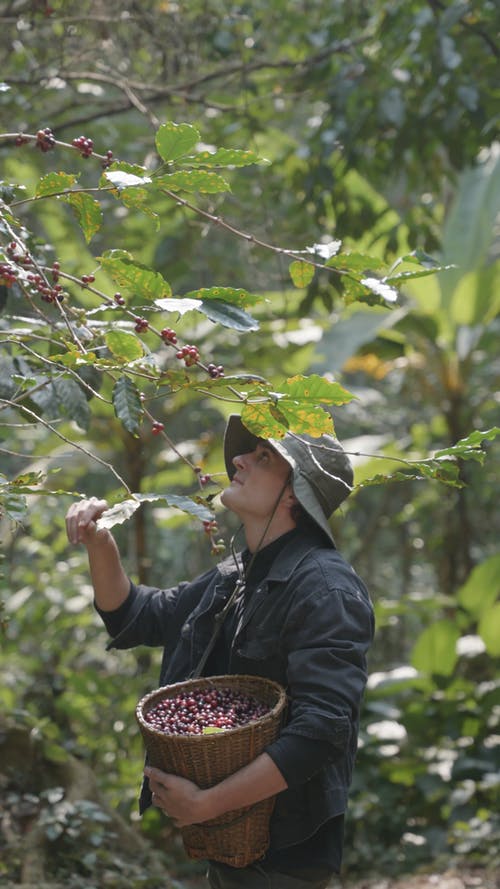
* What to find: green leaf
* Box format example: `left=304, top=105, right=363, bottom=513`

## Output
left=326, top=252, right=386, bottom=272
left=457, top=554, right=500, bottom=619
left=35, top=171, right=78, bottom=197
left=200, top=299, right=259, bottom=331
left=155, top=170, right=230, bottom=194
left=155, top=297, right=202, bottom=315
left=103, top=171, right=152, bottom=190
left=62, top=192, right=102, bottom=243
left=434, top=427, right=500, bottom=461
left=411, top=621, right=460, bottom=676
left=155, top=121, right=200, bottom=162
left=99, top=249, right=172, bottom=299
left=289, top=260, right=315, bottom=288
left=478, top=603, right=500, bottom=656
left=183, top=286, right=261, bottom=307
left=202, top=726, right=224, bottom=734
left=95, top=492, right=214, bottom=530
left=279, top=374, right=355, bottom=407
left=189, top=147, right=270, bottom=167
left=111, top=376, right=143, bottom=435
left=105, top=330, right=145, bottom=362
left=360, top=277, right=399, bottom=303
left=53, top=378, right=90, bottom=430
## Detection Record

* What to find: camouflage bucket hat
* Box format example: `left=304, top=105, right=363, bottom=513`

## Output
left=223, top=414, right=354, bottom=544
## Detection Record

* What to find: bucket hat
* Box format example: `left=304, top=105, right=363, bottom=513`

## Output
left=223, top=414, right=353, bottom=544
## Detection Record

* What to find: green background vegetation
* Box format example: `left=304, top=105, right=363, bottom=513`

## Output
left=0, top=1, right=499, bottom=886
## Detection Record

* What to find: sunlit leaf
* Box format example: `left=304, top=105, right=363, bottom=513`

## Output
left=105, top=330, right=145, bottom=362
left=478, top=603, right=500, bottom=656
left=35, top=171, right=78, bottom=197
left=156, top=170, right=230, bottom=194
left=189, top=147, right=270, bottom=167
left=326, top=252, right=385, bottom=272
left=279, top=374, right=355, bottom=407
left=360, top=277, right=399, bottom=303
left=62, top=192, right=102, bottom=243
left=183, top=286, right=261, bottom=307
left=289, top=260, right=315, bottom=288
left=95, top=492, right=214, bottom=529
left=103, top=171, right=152, bottom=190
left=457, top=554, right=500, bottom=619
left=99, top=249, right=172, bottom=299
left=155, top=297, right=202, bottom=315
left=155, top=121, right=200, bottom=162
left=411, top=620, right=460, bottom=676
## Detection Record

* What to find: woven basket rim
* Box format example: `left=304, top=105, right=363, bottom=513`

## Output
left=135, top=673, right=287, bottom=741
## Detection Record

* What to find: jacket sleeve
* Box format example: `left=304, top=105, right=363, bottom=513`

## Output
left=267, top=555, right=374, bottom=761
left=94, top=567, right=216, bottom=650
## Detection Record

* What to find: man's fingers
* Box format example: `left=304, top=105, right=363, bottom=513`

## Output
left=65, top=497, right=109, bottom=544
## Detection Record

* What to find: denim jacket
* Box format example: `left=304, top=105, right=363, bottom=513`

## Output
left=98, top=528, right=374, bottom=850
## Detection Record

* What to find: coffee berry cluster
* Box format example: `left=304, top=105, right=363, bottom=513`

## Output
left=144, top=687, right=269, bottom=735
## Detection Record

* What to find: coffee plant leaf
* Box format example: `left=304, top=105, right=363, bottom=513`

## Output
left=289, top=260, right=315, bottom=288
left=111, top=376, right=143, bottom=435
left=184, top=286, right=261, bottom=307
left=35, top=171, right=79, bottom=197
left=199, top=299, right=259, bottom=331
left=99, top=249, right=172, bottom=299
left=53, top=378, right=90, bottom=431
left=280, top=374, right=355, bottom=407
left=272, top=403, right=334, bottom=437
left=62, top=192, right=102, bottom=243
left=241, top=403, right=288, bottom=439
left=434, top=426, right=500, bottom=462
left=155, top=170, right=230, bottom=194
left=155, top=297, right=202, bottom=315
left=326, top=252, right=385, bottom=272
left=105, top=330, right=145, bottom=362
left=103, top=171, right=152, bottom=190
left=457, top=554, right=500, bottom=619
left=155, top=121, right=200, bottom=162
left=189, top=147, right=270, bottom=168
left=360, top=277, right=399, bottom=303
left=96, top=493, right=214, bottom=529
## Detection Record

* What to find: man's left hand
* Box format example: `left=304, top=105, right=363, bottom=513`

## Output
left=144, top=766, right=209, bottom=827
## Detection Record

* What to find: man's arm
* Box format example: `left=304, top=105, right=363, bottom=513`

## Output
left=65, top=497, right=130, bottom=611
left=145, top=752, right=287, bottom=828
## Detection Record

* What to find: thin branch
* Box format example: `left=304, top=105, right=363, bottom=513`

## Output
left=1, top=399, right=132, bottom=493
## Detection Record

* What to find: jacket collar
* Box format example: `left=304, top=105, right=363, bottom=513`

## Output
left=216, top=526, right=331, bottom=584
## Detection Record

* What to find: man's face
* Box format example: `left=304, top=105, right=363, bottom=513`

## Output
left=220, top=441, right=293, bottom=523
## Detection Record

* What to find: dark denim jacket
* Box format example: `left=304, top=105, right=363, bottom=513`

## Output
left=99, top=528, right=374, bottom=850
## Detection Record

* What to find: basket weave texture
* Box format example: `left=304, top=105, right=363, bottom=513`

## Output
left=136, top=674, right=287, bottom=868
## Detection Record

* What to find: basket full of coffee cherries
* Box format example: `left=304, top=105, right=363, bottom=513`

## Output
left=135, top=674, right=287, bottom=868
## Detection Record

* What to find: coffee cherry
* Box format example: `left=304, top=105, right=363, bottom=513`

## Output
left=15, top=135, right=29, bottom=147
left=102, top=149, right=114, bottom=169
left=134, top=317, right=149, bottom=333
left=160, top=327, right=177, bottom=344
left=151, top=421, right=164, bottom=435
left=114, top=292, right=126, bottom=305
left=200, top=474, right=211, bottom=486
left=175, top=344, right=199, bottom=366
left=144, top=687, right=269, bottom=736
left=72, top=135, right=94, bottom=158
left=35, top=127, right=55, bottom=152
left=207, top=363, right=225, bottom=379
left=0, top=263, right=17, bottom=287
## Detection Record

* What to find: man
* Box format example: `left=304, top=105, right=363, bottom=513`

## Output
left=65, top=414, right=375, bottom=889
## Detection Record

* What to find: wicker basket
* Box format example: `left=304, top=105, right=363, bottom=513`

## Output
left=135, top=674, right=287, bottom=868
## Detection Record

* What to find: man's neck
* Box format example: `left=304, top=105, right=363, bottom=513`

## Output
left=243, top=517, right=297, bottom=554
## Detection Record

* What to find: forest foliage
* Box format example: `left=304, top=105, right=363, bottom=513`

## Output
left=0, top=2, right=499, bottom=886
